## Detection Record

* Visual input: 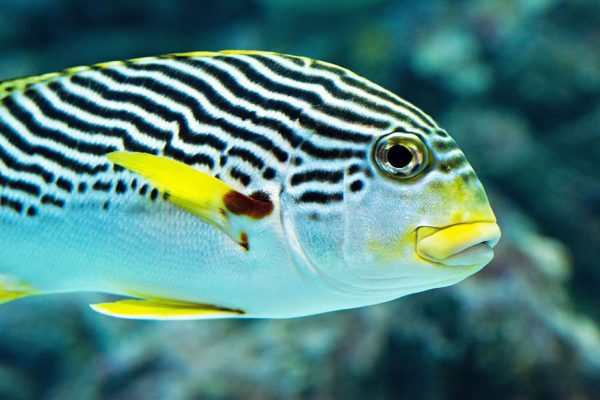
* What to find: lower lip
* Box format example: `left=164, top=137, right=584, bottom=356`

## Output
left=435, top=242, right=494, bottom=267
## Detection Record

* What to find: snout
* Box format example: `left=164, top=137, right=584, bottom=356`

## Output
left=416, top=222, right=501, bottom=267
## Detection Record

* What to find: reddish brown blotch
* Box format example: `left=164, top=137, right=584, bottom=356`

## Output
left=223, top=190, right=273, bottom=219
left=239, top=231, right=249, bottom=251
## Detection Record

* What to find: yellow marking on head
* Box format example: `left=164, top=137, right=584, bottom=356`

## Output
left=366, top=230, right=416, bottom=264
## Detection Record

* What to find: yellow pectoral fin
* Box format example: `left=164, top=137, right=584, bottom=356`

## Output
left=90, top=299, right=245, bottom=320
left=108, top=151, right=231, bottom=230
left=107, top=152, right=274, bottom=247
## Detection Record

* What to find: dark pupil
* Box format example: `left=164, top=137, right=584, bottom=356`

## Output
left=387, top=144, right=413, bottom=169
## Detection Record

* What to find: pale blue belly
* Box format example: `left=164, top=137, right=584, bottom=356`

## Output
left=0, top=202, right=305, bottom=314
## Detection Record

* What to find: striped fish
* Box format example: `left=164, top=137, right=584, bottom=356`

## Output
left=0, top=51, right=500, bottom=320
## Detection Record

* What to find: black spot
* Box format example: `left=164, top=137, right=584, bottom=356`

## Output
left=440, top=163, right=452, bottom=173
left=26, top=206, right=37, bottom=216
left=347, top=164, right=361, bottom=175
left=220, top=155, right=228, bottom=167
left=163, top=192, right=170, bottom=200
left=350, top=180, right=364, bottom=192
left=229, top=167, right=251, bottom=186
left=293, top=157, right=303, bottom=166
left=103, top=201, right=110, bottom=210
left=130, top=179, right=138, bottom=190
left=0, top=196, right=23, bottom=213
left=78, top=182, right=87, bottom=193
left=112, top=164, right=125, bottom=172
left=115, top=180, right=127, bottom=194
left=308, top=212, right=320, bottom=221
left=150, top=188, right=159, bottom=201
left=139, top=184, right=148, bottom=196
left=41, top=194, right=64, bottom=208
left=299, top=191, right=343, bottom=204
left=56, top=177, right=73, bottom=192
left=263, top=167, right=276, bottom=180
left=250, top=190, right=271, bottom=202
left=93, top=181, right=112, bottom=192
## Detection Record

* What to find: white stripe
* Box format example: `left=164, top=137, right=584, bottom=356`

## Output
left=93, top=67, right=285, bottom=171
left=225, top=55, right=390, bottom=137
left=107, top=62, right=290, bottom=168
left=48, top=79, right=165, bottom=151
left=16, top=92, right=119, bottom=163
left=266, top=54, right=437, bottom=129
left=0, top=100, right=97, bottom=182
left=179, top=57, right=372, bottom=150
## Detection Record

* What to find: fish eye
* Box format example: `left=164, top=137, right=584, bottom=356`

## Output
left=373, top=132, right=429, bottom=179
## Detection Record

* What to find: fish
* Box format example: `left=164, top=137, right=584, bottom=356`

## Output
left=0, top=50, right=501, bottom=320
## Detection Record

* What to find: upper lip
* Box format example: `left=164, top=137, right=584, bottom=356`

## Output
left=415, top=221, right=501, bottom=266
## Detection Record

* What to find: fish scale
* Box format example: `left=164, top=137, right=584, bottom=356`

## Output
left=0, top=51, right=499, bottom=320
left=0, top=52, right=431, bottom=217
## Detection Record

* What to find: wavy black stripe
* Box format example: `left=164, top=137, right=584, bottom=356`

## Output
left=0, top=142, right=54, bottom=183
left=0, top=195, right=23, bottom=213
left=250, top=55, right=412, bottom=130
left=281, top=55, right=306, bottom=66
left=290, top=170, right=343, bottom=186
left=32, top=84, right=154, bottom=153
left=55, top=176, right=73, bottom=192
left=310, top=61, right=436, bottom=129
left=213, top=56, right=374, bottom=143
left=300, top=140, right=365, bottom=160
left=227, top=146, right=265, bottom=169
left=178, top=58, right=304, bottom=147
left=46, top=81, right=156, bottom=154
left=229, top=166, right=251, bottom=186
left=96, top=68, right=228, bottom=152
left=0, top=117, right=109, bottom=175
left=124, top=61, right=290, bottom=163
left=3, top=95, right=114, bottom=155
left=69, top=74, right=174, bottom=144
left=0, top=172, right=41, bottom=196
left=163, top=142, right=214, bottom=169
left=41, top=193, right=65, bottom=207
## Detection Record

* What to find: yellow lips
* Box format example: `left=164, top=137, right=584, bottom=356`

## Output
left=416, top=222, right=501, bottom=266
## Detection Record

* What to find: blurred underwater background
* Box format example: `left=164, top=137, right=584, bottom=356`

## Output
left=1, top=0, right=600, bottom=399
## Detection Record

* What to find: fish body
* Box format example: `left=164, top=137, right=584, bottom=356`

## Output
left=0, top=51, right=500, bottom=319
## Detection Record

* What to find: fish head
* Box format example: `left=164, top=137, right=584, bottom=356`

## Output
left=282, top=125, right=500, bottom=302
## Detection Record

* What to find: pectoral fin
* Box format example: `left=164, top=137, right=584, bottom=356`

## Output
left=90, top=298, right=245, bottom=320
left=107, top=151, right=273, bottom=249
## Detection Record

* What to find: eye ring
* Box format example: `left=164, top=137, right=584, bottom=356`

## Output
left=373, top=132, right=429, bottom=179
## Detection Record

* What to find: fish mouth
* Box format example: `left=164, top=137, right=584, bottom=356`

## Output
left=416, top=222, right=501, bottom=267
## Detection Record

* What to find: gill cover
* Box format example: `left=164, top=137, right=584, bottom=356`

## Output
left=282, top=130, right=499, bottom=299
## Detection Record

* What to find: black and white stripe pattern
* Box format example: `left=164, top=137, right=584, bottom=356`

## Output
left=0, top=51, right=463, bottom=217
